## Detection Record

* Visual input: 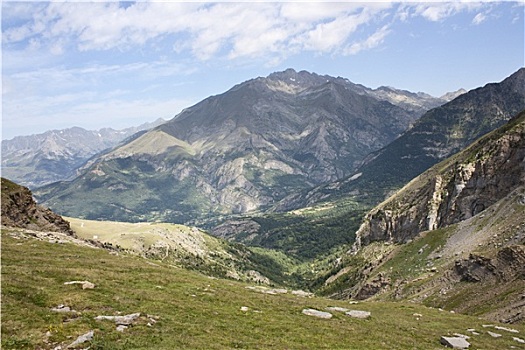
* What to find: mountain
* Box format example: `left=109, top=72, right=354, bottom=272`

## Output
left=355, top=109, right=525, bottom=247
left=208, top=68, right=525, bottom=260
left=316, top=111, right=525, bottom=323
left=36, top=69, right=444, bottom=223
left=1, top=118, right=166, bottom=188
left=275, top=68, right=525, bottom=211
left=1, top=177, right=73, bottom=234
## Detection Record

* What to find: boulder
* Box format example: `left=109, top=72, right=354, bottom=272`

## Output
left=95, top=312, right=141, bottom=325
left=302, top=309, right=332, bottom=319
left=345, top=310, right=371, bottom=319
left=64, top=280, right=95, bottom=289
left=440, top=336, right=470, bottom=349
left=67, top=330, right=94, bottom=348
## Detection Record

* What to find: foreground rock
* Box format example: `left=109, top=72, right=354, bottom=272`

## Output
left=64, top=280, right=95, bottom=290
left=345, top=310, right=371, bottom=319
left=302, top=309, right=333, bottom=319
left=1, top=177, right=74, bottom=234
left=440, top=336, right=470, bottom=349
left=67, top=330, right=94, bottom=348
left=94, top=312, right=141, bottom=325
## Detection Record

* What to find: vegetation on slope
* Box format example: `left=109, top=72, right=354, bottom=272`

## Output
left=3, top=229, right=524, bottom=350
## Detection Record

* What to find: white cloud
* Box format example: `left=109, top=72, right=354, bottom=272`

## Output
left=472, top=12, right=487, bottom=25
left=345, top=25, right=391, bottom=55
left=3, top=2, right=394, bottom=62
left=414, top=2, right=482, bottom=22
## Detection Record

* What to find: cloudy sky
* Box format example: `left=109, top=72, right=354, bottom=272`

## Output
left=2, top=1, right=524, bottom=140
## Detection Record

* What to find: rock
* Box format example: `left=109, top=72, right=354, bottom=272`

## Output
left=67, top=330, right=94, bottom=348
left=495, top=325, right=519, bottom=333
left=440, top=336, right=470, bottom=349
left=94, top=312, right=141, bottom=325
left=345, top=310, right=371, bottom=319
left=291, top=290, right=313, bottom=297
left=302, top=308, right=333, bottom=319
left=513, top=337, right=525, bottom=344
left=453, top=333, right=470, bottom=339
left=240, top=306, right=249, bottom=312
left=116, top=325, right=128, bottom=332
left=413, top=313, right=423, bottom=317
left=326, top=306, right=349, bottom=313
left=51, top=305, right=75, bottom=313
left=487, top=331, right=502, bottom=338
left=64, top=280, right=95, bottom=289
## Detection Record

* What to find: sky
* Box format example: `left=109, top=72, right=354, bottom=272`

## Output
left=2, top=1, right=524, bottom=140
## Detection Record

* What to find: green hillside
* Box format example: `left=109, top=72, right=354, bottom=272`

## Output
left=3, top=228, right=524, bottom=350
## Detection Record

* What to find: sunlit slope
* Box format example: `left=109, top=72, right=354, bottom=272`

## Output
left=3, top=229, right=524, bottom=350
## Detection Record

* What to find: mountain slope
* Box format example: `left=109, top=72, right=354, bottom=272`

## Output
left=317, top=111, right=525, bottom=323
left=355, top=109, right=525, bottom=247
left=3, top=228, right=524, bottom=349
left=36, top=69, right=441, bottom=223
left=275, top=68, right=525, bottom=211
left=1, top=119, right=165, bottom=188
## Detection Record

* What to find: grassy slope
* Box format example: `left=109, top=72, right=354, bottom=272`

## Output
left=65, top=217, right=300, bottom=287
left=3, top=229, right=524, bottom=350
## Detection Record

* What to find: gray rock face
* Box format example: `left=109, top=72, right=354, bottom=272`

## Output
left=440, top=336, right=470, bottom=349
left=354, top=108, right=525, bottom=249
left=302, top=308, right=333, bottom=319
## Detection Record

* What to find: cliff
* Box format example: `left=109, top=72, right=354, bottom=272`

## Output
left=1, top=177, right=74, bottom=234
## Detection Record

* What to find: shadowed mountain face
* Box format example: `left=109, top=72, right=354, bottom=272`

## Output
left=35, top=69, right=444, bottom=223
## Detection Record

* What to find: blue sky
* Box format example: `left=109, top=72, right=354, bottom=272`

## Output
left=2, top=1, right=524, bottom=140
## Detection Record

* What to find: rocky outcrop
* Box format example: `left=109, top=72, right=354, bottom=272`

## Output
left=1, top=177, right=73, bottom=234
left=454, top=245, right=525, bottom=283
left=354, top=110, right=525, bottom=248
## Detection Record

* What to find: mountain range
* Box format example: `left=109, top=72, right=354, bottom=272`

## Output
left=33, top=69, right=457, bottom=223
left=1, top=118, right=166, bottom=188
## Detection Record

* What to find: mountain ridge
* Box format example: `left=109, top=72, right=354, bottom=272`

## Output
left=36, top=69, right=445, bottom=223
left=1, top=118, right=166, bottom=188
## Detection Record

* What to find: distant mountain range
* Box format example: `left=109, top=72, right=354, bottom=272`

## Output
left=1, top=118, right=166, bottom=188
left=34, top=69, right=455, bottom=223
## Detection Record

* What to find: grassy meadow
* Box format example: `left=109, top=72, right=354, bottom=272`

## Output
left=3, top=229, right=525, bottom=349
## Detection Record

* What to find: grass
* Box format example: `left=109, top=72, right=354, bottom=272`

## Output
left=3, top=229, right=524, bottom=349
